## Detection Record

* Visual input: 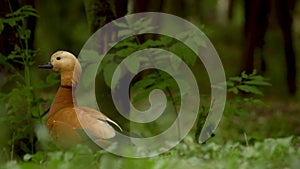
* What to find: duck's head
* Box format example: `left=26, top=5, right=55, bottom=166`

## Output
left=39, top=51, right=82, bottom=86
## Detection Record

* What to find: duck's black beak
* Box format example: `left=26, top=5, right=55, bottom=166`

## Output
left=38, top=62, right=53, bottom=69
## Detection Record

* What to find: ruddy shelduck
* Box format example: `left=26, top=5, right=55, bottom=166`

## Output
left=39, top=51, right=121, bottom=149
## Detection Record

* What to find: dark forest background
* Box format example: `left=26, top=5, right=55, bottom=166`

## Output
left=2, top=0, right=299, bottom=95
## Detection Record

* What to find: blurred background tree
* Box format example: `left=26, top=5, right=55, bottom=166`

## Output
left=241, top=0, right=297, bottom=94
left=25, top=0, right=298, bottom=96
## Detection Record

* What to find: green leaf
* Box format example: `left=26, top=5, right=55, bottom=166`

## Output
left=3, top=18, right=17, bottom=27
left=81, top=64, right=98, bottom=88
left=113, top=21, right=128, bottom=28
left=112, top=41, right=138, bottom=48
left=6, top=5, right=39, bottom=18
left=193, top=34, right=207, bottom=48
left=141, top=39, right=163, bottom=48
left=237, top=85, right=263, bottom=95
left=138, top=26, right=156, bottom=34
left=169, top=42, right=197, bottom=66
left=118, top=29, right=133, bottom=37
left=116, top=47, right=136, bottom=57
left=132, top=78, right=156, bottom=90
left=100, top=154, right=122, bottom=169
left=78, top=50, right=100, bottom=64
left=248, top=75, right=270, bottom=82
left=103, top=62, right=119, bottom=88
left=226, top=81, right=234, bottom=87
left=249, top=69, right=257, bottom=76
left=123, top=56, right=141, bottom=74
left=228, top=76, right=242, bottom=82
left=228, top=87, right=239, bottom=94
left=241, top=71, right=248, bottom=79
left=243, top=80, right=271, bottom=86
left=159, top=36, right=174, bottom=45
left=132, top=87, right=154, bottom=103
left=132, top=17, right=153, bottom=32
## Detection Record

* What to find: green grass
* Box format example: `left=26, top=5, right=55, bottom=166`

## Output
left=1, top=136, right=300, bottom=169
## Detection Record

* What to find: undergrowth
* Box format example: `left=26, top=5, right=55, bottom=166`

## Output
left=1, top=136, right=299, bottom=169
left=0, top=5, right=58, bottom=160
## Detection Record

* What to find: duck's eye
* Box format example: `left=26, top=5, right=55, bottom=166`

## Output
left=56, top=57, right=61, bottom=60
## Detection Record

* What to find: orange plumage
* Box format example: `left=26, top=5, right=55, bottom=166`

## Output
left=39, top=51, right=121, bottom=149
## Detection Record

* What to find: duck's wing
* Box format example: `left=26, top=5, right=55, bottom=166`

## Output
left=75, top=107, right=122, bottom=139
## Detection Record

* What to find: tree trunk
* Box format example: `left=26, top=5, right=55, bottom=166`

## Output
left=132, top=0, right=164, bottom=13
left=84, top=0, right=130, bottom=130
left=242, top=0, right=297, bottom=94
left=242, top=0, right=270, bottom=73
left=275, top=0, right=296, bottom=94
left=84, top=0, right=128, bottom=33
left=165, top=0, right=186, bottom=18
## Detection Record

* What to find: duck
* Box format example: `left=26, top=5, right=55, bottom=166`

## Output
left=39, top=51, right=122, bottom=149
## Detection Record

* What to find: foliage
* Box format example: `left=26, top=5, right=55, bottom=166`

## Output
left=0, top=136, right=299, bottom=169
left=88, top=17, right=200, bottom=137
left=204, top=70, right=273, bottom=145
left=0, top=5, right=58, bottom=160
left=99, top=16, right=199, bottom=96
left=225, top=70, right=271, bottom=116
left=227, top=70, right=271, bottom=95
left=0, top=5, right=39, bottom=35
